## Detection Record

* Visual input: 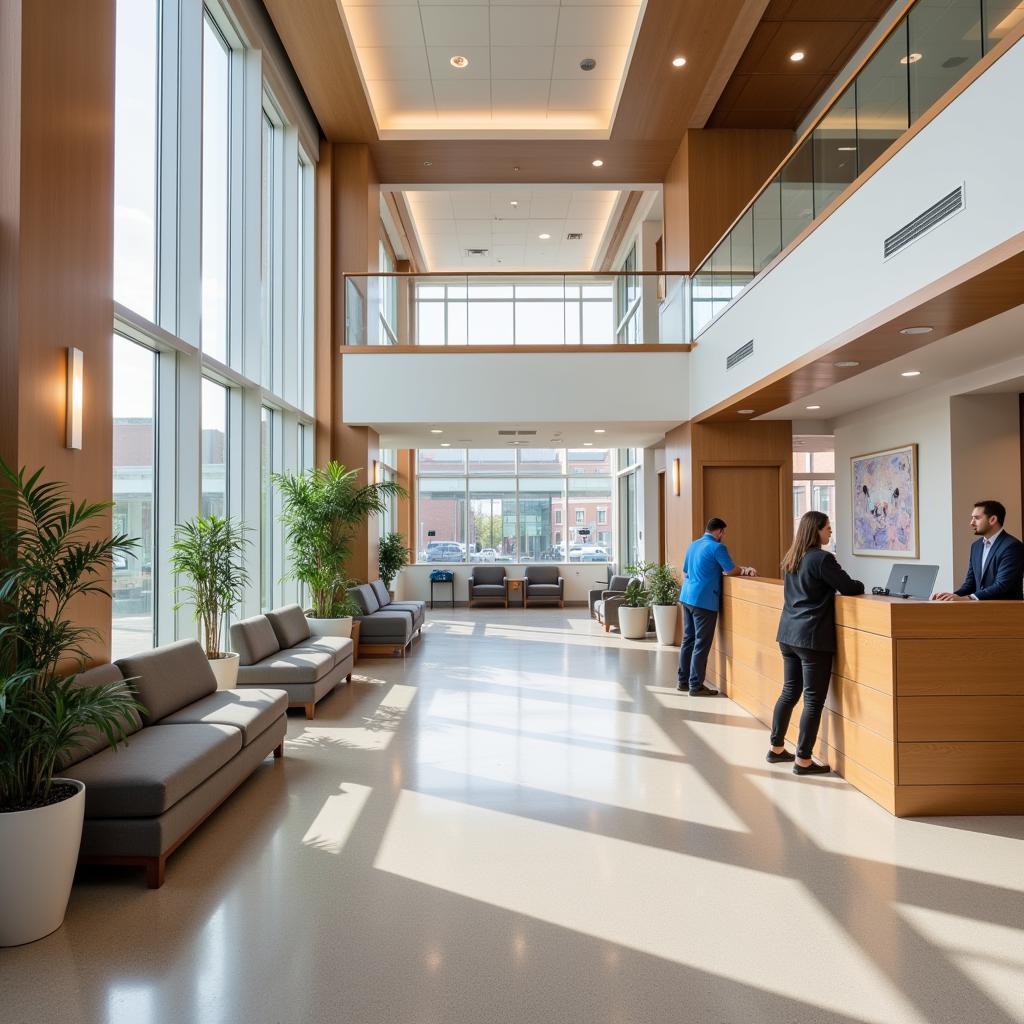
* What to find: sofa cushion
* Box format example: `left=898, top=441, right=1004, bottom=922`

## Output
left=58, top=664, right=144, bottom=770
left=266, top=605, right=311, bottom=649
left=230, top=616, right=281, bottom=666
left=236, top=648, right=336, bottom=686
left=357, top=611, right=412, bottom=640
left=115, top=640, right=217, bottom=725
left=160, top=688, right=288, bottom=746
left=65, top=723, right=242, bottom=818
left=349, top=584, right=380, bottom=615
left=472, top=566, right=506, bottom=586
left=471, top=585, right=506, bottom=597
left=292, top=635, right=354, bottom=667
left=370, top=580, right=391, bottom=607
left=528, top=584, right=562, bottom=597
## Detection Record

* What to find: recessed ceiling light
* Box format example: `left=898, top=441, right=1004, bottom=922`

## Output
left=430, top=428, right=443, bottom=434
left=737, top=409, right=755, bottom=415
left=805, top=405, right=821, bottom=410
left=423, top=161, right=432, bottom=167
left=594, top=428, right=606, bottom=434
left=671, top=56, right=687, bottom=68
left=592, top=159, right=604, bottom=167
left=583, top=442, right=594, bottom=447
left=440, top=442, right=451, bottom=447
left=901, top=370, right=921, bottom=377
left=834, top=360, right=860, bottom=368
left=899, top=326, right=933, bottom=335
left=538, top=233, right=551, bottom=240
left=579, top=58, right=597, bottom=72
left=509, top=200, right=519, bottom=207
left=790, top=51, right=805, bottom=62
left=837, top=146, right=856, bottom=152
left=900, top=52, right=923, bottom=65
left=450, top=55, right=469, bottom=69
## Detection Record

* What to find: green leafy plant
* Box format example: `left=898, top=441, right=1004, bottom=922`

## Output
left=647, top=562, right=680, bottom=607
left=170, top=515, right=251, bottom=660
left=378, top=532, right=409, bottom=591
left=273, top=462, right=405, bottom=618
left=0, top=462, right=142, bottom=811
left=621, top=578, right=651, bottom=609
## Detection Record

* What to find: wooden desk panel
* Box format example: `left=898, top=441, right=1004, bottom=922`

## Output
left=895, top=639, right=1024, bottom=695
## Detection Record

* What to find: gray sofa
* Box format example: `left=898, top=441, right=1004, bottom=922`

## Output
left=468, top=565, right=507, bottom=606
left=524, top=565, right=565, bottom=607
left=591, top=575, right=631, bottom=631
left=231, top=604, right=354, bottom=720
left=349, top=581, right=425, bottom=657
left=62, top=639, right=287, bottom=888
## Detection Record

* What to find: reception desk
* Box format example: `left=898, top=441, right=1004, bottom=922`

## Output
left=707, top=576, right=1024, bottom=816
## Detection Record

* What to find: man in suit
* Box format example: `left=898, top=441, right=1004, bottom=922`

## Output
left=932, top=500, right=1024, bottom=601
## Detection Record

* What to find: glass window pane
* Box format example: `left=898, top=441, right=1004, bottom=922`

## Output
left=261, top=113, right=277, bottom=388
left=418, top=448, right=467, bottom=474
left=201, top=378, right=228, bottom=518
left=112, top=336, right=157, bottom=658
left=581, top=300, right=613, bottom=343
left=813, top=85, right=858, bottom=214
left=909, top=0, right=983, bottom=120
left=416, top=302, right=445, bottom=346
left=261, top=407, right=273, bottom=611
left=568, top=477, right=613, bottom=561
left=709, top=236, right=732, bottom=317
left=518, top=479, right=566, bottom=562
left=691, top=253, right=715, bottom=335
left=469, top=301, right=512, bottom=344
left=793, top=451, right=811, bottom=474
left=730, top=208, right=754, bottom=298
left=780, top=137, right=814, bottom=249
left=985, top=0, right=1024, bottom=51
left=467, top=449, right=516, bottom=474
left=447, top=300, right=468, bottom=345
left=812, top=450, right=835, bottom=473
left=752, top=176, right=783, bottom=273
left=113, top=0, right=158, bottom=319
left=468, top=479, right=516, bottom=561
left=201, top=18, right=230, bottom=361
left=856, top=21, right=910, bottom=169
left=418, top=478, right=466, bottom=561
left=567, top=448, right=611, bottom=476
left=515, top=302, right=565, bottom=345
left=518, top=448, right=565, bottom=475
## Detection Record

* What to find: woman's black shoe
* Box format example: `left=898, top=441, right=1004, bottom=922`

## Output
left=766, top=749, right=795, bottom=763
left=793, top=762, right=832, bottom=775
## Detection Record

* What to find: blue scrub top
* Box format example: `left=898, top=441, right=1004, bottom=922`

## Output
left=679, top=533, right=736, bottom=612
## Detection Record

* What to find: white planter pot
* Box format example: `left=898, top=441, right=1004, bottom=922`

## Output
left=208, top=652, right=240, bottom=690
left=653, top=604, right=679, bottom=646
left=0, top=779, right=85, bottom=946
left=307, top=615, right=353, bottom=639
left=618, top=605, right=651, bottom=640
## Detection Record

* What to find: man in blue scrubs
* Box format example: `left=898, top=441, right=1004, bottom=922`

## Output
left=678, top=517, right=755, bottom=695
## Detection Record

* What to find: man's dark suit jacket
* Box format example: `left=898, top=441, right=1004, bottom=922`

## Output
left=955, top=531, right=1024, bottom=600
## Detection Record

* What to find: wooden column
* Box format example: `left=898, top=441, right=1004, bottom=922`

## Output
left=0, top=0, right=116, bottom=663
left=397, top=449, right=416, bottom=562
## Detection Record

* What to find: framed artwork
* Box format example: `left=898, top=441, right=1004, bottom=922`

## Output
left=851, top=444, right=919, bottom=558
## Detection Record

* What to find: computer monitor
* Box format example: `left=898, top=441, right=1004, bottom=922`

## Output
left=884, top=563, right=939, bottom=599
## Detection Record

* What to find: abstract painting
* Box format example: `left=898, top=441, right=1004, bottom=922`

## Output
left=851, top=444, right=919, bottom=558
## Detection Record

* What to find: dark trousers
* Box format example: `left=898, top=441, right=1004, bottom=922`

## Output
left=771, top=643, right=834, bottom=759
left=678, top=604, right=718, bottom=691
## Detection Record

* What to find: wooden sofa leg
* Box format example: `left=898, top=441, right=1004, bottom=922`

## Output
left=604, top=622, right=610, bottom=632
left=346, top=671, right=352, bottom=683
left=273, top=742, right=283, bottom=759
left=145, top=856, right=166, bottom=889
left=304, top=703, right=316, bottom=720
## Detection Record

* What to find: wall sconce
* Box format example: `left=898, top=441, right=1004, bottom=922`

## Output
left=66, top=347, right=83, bottom=450
left=372, top=459, right=381, bottom=484
left=671, top=458, right=681, bottom=496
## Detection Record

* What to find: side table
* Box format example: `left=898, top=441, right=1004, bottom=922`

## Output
left=505, top=578, right=525, bottom=609
left=430, top=577, right=455, bottom=609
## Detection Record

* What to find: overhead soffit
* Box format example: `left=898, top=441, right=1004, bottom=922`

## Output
left=337, top=0, right=646, bottom=138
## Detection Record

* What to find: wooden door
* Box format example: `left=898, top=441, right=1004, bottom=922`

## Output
left=657, top=470, right=666, bottom=564
left=702, top=465, right=783, bottom=577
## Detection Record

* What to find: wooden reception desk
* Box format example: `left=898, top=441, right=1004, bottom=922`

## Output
left=707, top=576, right=1024, bottom=816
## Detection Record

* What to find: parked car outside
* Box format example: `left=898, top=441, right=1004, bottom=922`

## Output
left=422, top=541, right=466, bottom=562
left=570, top=545, right=610, bottom=562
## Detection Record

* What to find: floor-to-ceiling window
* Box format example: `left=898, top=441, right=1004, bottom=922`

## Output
left=616, top=448, right=642, bottom=568
left=201, top=378, right=229, bottom=518
left=793, top=438, right=836, bottom=552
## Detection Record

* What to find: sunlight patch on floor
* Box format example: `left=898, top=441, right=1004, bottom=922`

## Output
left=301, top=782, right=373, bottom=855
left=297, top=684, right=418, bottom=751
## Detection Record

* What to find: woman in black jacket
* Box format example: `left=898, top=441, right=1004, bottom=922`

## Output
left=768, top=511, right=864, bottom=775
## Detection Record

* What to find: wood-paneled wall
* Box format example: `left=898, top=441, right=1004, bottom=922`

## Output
left=0, top=0, right=116, bottom=664
left=708, top=577, right=1024, bottom=816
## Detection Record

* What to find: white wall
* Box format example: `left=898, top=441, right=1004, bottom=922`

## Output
left=394, top=563, right=610, bottom=606
left=690, top=34, right=1024, bottom=418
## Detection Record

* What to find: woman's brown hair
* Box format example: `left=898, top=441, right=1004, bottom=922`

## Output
left=781, top=510, right=829, bottom=574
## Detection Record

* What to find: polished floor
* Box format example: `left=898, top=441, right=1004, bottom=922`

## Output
left=4, top=609, right=1024, bottom=1024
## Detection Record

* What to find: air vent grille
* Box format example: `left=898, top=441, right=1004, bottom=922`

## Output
left=497, top=430, right=517, bottom=436
left=726, top=339, right=754, bottom=370
left=884, top=185, right=964, bottom=259
left=464, top=247, right=489, bottom=257
left=566, top=233, right=583, bottom=240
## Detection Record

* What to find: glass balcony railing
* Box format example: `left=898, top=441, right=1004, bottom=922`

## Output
left=343, top=272, right=689, bottom=347
left=690, top=0, right=1015, bottom=337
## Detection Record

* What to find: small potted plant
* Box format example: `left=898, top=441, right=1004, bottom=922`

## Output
left=378, top=531, right=409, bottom=599
left=171, top=515, right=251, bottom=689
left=0, top=462, right=142, bottom=946
left=618, top=562, right=653, bottom=640
left=648, top=562, right=681, bottom=645
left=274, top=462, right=404, bottom=637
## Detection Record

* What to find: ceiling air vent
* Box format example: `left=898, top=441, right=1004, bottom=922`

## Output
left=497, top=430, right=517, bottom=436
left=516, top=429, right=537, bottom=436
left=884, top=185, right=964, bottom=260
left=566, top=233, right=583, bottom=241
left=464, top=248, right=489, bottom=257
left=726, top=339, right=754, bottom=370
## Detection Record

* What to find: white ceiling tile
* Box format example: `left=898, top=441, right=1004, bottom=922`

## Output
left=426, top=46, right=491, bottom=80
left=343, top=6, right=426, bottom=48
left=528, top=194, right=572, bottom=218
left=491, top=244, right=526, bottom=261
left=528, top=218, right=565, bottom=235
left=491, top=224, right=529, bottom=244
left=547, top=78, right=617, bottom=110
left=431, top=80, right=492, bottom=112
left=491, top=80, right=551, bottom=111
left=370, top=79, right=437, bottom=114
left=407, top=192, right=454, bottom=217
left=567, top=198, right=616, bottom=219
left=489, top=47, right=555, bottom=81
left=554, top=7, right=641, bottom=47
left=551, top=46, right=629, bottom=80
left=420, top=5, right=490, bottom=46
left=450, top=193, right=493, bottom=217
left=558, top=0, right=640, bottom=5
left=489, top=7, right=558, bottom=47
left=489, top=192, right=531, bottom=215
left=359, top=46, right=430, bottom=80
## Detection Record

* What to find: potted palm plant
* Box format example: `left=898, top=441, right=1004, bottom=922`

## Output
left=0, top=462, right=142, bottom=946
left=274, top=462, right=404, bottom=638
left=618, top=562, right=654, bottom=640
left=378, top=531, right=409, bottom=599
left=648, top=562, right=681, bottom=645
left=170, top=515, right=250, bottom=689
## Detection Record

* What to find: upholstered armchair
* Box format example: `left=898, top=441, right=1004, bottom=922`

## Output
left=523, top=565, right=564, bottom=607
left=589, top=574, right=630, bottom=618
left=468, top=565, right=507, bottom=607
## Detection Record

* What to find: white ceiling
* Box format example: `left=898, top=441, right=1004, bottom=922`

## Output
left=404, top=187, right=620, bottom=269
left=375, top=420, right=673, bottom=449
left=338, top=1, right=645, bottom=136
